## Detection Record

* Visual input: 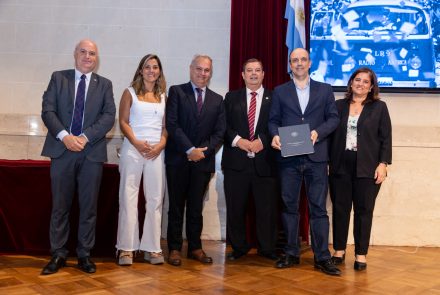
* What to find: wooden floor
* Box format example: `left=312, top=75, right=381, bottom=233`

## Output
left=1, top=241, right=439, bottom=294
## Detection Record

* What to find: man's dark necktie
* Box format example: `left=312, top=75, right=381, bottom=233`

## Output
left=196, top=87, right=203, bottom=114
left=71, top=74, right=86, bottom=136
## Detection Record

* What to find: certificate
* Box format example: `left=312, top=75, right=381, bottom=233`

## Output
left=278, top=124, right=315, bottom=157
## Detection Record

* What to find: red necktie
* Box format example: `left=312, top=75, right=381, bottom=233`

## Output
left=196, top=88, right=203, bottom=114
left=248, top=92, right=257, bottom=141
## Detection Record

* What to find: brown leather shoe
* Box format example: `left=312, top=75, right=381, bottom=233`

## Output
left=168, top=250, right=182, bottom=266
left=188, top=249, right=213, bottom=264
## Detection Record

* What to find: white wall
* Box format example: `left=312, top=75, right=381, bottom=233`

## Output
left=0, top=0, right=231, bottom=241
left=0, top=0, right=231, bottom=113
left=0, top=0, right=439, bottom=246
left=330, top=92, right=440, bottom=247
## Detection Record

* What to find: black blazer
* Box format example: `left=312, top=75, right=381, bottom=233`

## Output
left=41, top=70, right=116, bottom=162
left=221, top=88, right=276, bottom=177
left=329, top=98, right=392, bottom=178
left=165, top=82, right=226, bottom=173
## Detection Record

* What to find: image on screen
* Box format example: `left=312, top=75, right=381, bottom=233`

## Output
left=309, top=0, right=440, bottom=91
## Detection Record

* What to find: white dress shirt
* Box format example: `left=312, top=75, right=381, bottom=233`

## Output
left=232, top=86, right=264, bottom=147
left=57, top=69, right=92, bottom=141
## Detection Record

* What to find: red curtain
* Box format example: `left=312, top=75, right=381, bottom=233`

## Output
left=230, top=0, right=311, bottom=243
left=0, top=160, right=120, bottom=256
left=229, top=0, right=310, bottom=90
left=229, top=0, right=289, bottom=90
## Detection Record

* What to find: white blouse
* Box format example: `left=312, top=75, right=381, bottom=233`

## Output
left=345, top=114, right=359, bottom=151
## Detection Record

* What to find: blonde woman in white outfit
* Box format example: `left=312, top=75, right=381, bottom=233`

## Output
left=116, top=54, right=167, bottom=265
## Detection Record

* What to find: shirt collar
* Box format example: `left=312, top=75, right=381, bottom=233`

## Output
left=246, top=86, right=263, bottom=97
left=75, top=69, right=92, bottom=81
left=190, top=81, right=206, bottom=93
left=293, top=77, right=310, bottom=90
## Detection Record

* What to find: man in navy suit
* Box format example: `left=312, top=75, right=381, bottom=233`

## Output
left=40, top=39, right=116, bottom=275
left=268, top=48, right=341, bottom=275
left=222, top=58, right=279, bottom=261
left=165, top=54, right=226, bottom=266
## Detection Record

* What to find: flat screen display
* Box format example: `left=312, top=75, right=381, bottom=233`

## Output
left=309, top=0, right=440, bottom=92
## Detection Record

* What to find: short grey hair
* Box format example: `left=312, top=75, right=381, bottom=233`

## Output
left=191, top=54, right=213, bottom=67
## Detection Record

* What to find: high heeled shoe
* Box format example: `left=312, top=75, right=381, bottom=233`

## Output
left=354, top=260, right=367, bottom=271
left=331, top=252, right=345, bottom=265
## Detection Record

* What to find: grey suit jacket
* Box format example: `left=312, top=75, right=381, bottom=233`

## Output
left=41, top=69, right=116, bottom=162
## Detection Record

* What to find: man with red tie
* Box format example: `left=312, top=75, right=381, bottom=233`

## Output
left=222, top=58, right=279, bottom=261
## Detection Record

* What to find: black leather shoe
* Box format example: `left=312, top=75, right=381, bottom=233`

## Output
left=331, top=252, right=345, bottom=265
left=258, top=251, right=279, bottom=261
left=354, top=260, right=367, bottom=271
left=227, top=251, right=246, bottom=261
left=77, top=257, right=96, bottom=273
left=314, top=259, right=341, bottom=276
left=41, top=256, right=66, bottom=275
left=275, top=255, right=300, bottom=268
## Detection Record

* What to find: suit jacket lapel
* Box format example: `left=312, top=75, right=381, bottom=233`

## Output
left=184, top=82, right=198, bottom=118
left=288, top=80, right=303, bottom=114
left=200, top=86, right=219, bottom=119
left=304, top=80, right=318, bottom=115
left=340, top=100, right=350, bottom=131
left=238, top=88, right=249, bottom=136
left=83, top=73, right=98, bottom=127
left=358, top=101, right=373, bottom=126
left=255, top=89, right=270, bottom=134
left=86, top=73, right=98, bottom=105
left=68, top=70, right=76, bottom=108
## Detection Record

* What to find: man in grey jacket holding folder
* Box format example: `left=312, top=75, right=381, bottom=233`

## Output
left=268, top=48, right=340, bottom=275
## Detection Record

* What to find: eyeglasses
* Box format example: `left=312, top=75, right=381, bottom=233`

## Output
left=77, top=48, right=97, bottom=57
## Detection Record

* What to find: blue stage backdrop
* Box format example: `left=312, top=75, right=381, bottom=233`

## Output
left=308, top=0, right=440, bottom=92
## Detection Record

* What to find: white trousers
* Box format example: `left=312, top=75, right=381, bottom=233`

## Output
left=116, top=139, right=165, bottom=252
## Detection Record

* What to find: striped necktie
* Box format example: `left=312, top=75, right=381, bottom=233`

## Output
left=248, top=91, right=257, bottom=140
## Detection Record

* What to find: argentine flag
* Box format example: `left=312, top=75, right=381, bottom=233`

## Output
left=285, top=0, right=306, bottom=71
